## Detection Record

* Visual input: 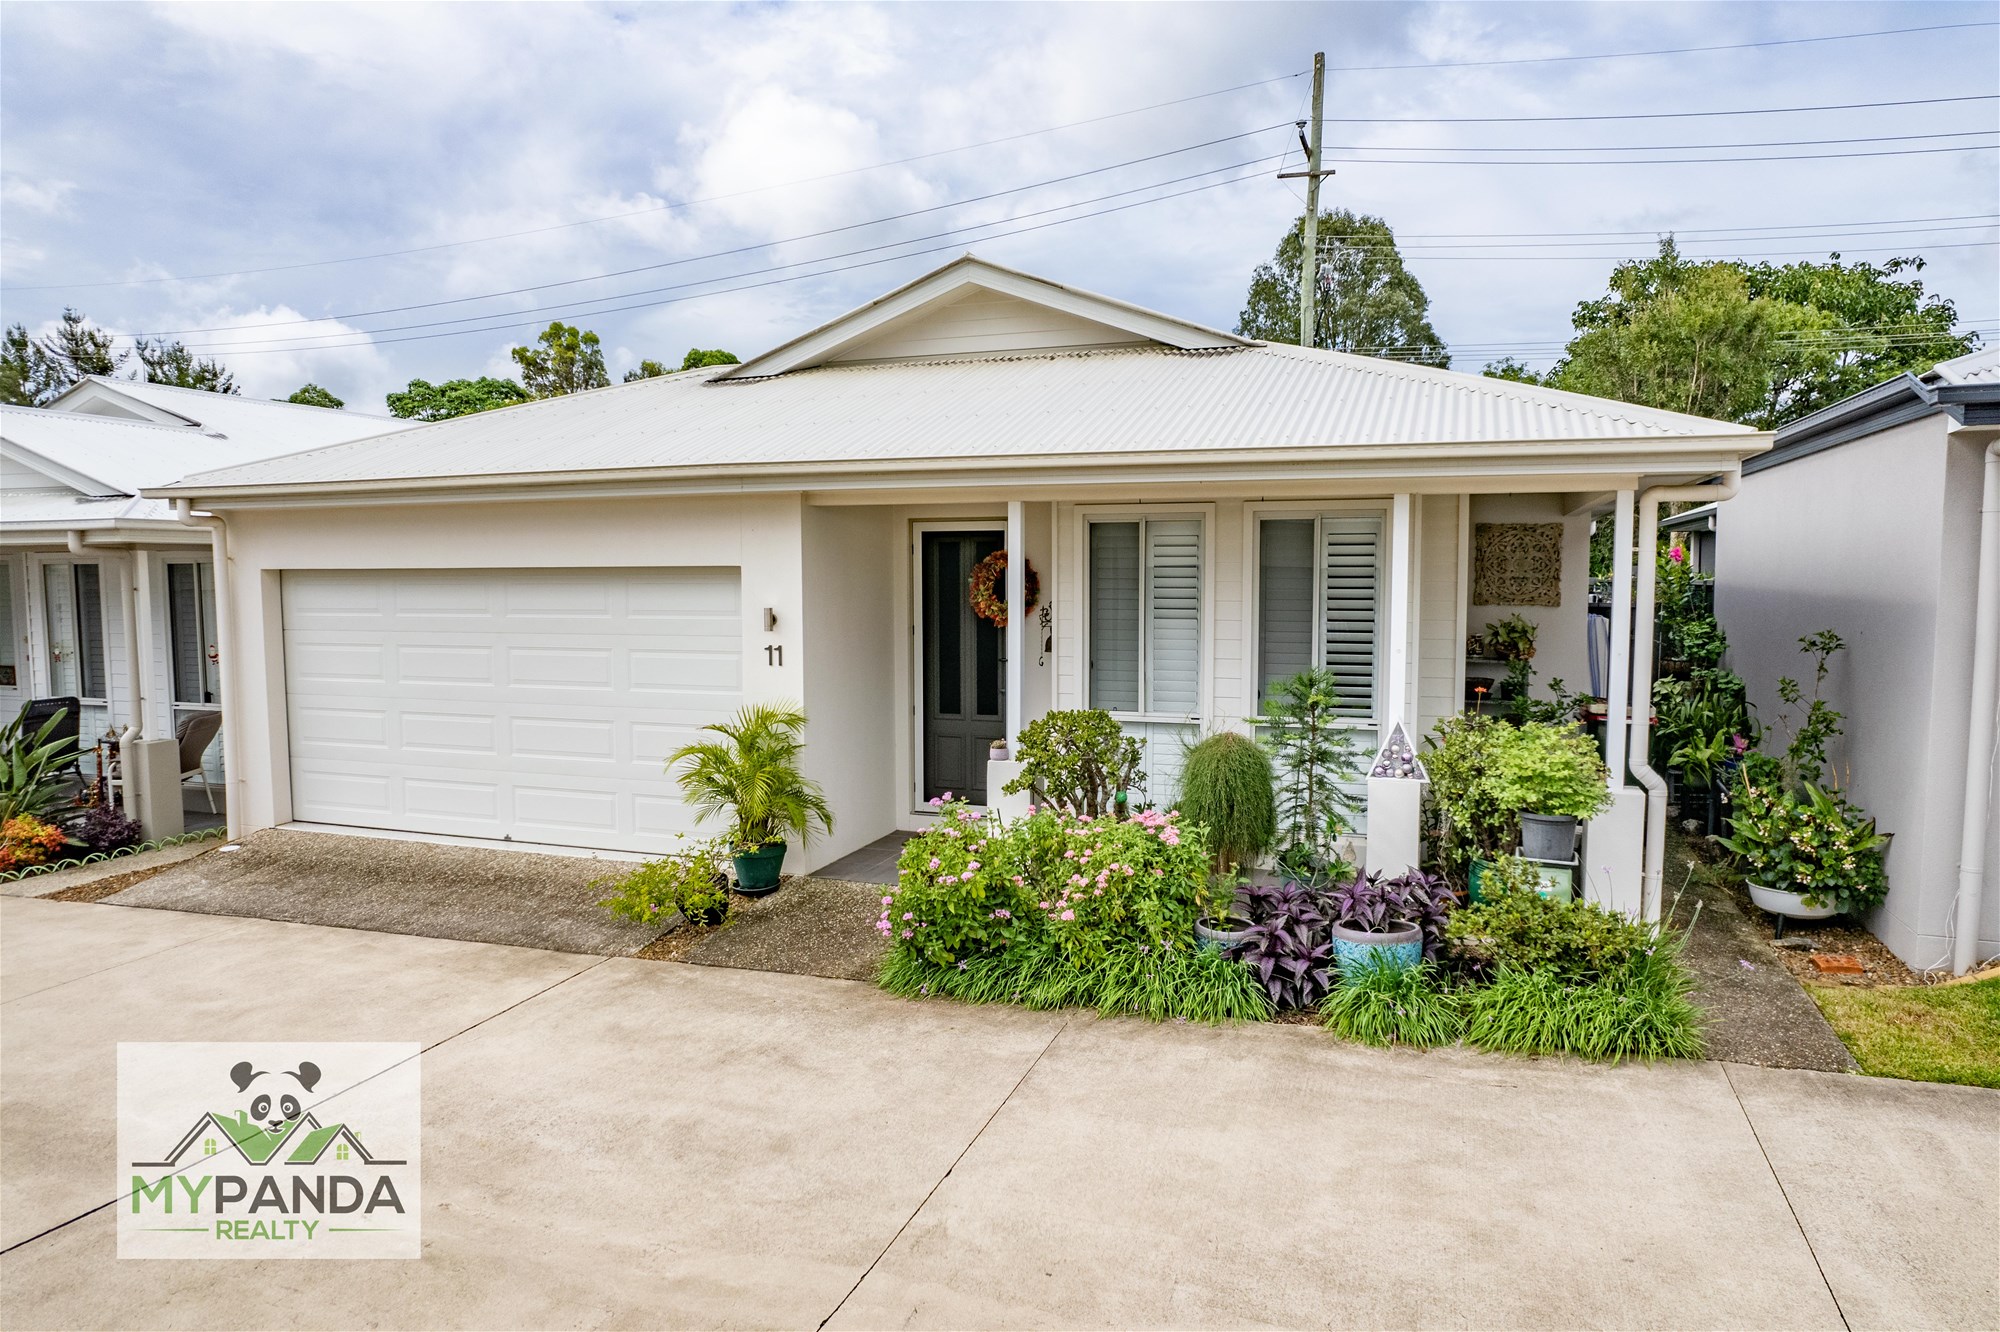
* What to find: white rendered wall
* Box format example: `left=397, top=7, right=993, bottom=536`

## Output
left=801, top=504, right=899, bottom=869
left=1466, top=495, right=1594, bottom=702
left=1717, top=416, right=1996, bottom=970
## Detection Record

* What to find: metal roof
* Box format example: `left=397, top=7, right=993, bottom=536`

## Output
left=1756, top=345, right=2000, bottom=474
left=168, top=340, right=1757, bottom=495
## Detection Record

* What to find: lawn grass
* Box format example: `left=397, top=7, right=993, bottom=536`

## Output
left=1809, top=977, right=2000, bottom=1088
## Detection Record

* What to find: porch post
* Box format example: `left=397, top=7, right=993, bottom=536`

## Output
left=1005, top=499, right=1025, bottom=744
left=1605, top=490, right=1635, bottom=779
left=1385, top=493, right=1414, bottom=732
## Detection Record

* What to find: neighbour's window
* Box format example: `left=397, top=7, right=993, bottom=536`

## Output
left=1087, top=518, right=1202, bottom=717
left=168, top=562, right=219, bottom=705
left=1256, top=515, right=1384, bottom=720
left=0, top=566, right=16, bottom=687
left=43, top=562, right=106, bottom=700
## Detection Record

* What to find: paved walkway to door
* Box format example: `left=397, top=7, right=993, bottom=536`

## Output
left=3, top=894, right=1994, bottom=1330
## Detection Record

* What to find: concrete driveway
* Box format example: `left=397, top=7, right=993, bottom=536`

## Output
left=2, top=895, right=1994, bottom=1331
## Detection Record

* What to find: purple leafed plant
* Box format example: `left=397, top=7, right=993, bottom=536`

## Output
left=1325, top=869, right=1457, bottom=959
left=1228, top=880, right=1336, bottom=1009
left=75, top=802, right=142, bottom=856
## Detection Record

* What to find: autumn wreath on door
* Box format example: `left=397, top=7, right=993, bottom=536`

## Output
left=968, top=550, right=1040, bottom=628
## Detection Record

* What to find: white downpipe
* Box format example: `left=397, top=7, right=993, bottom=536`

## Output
left=1628, top=470, right=1741, bottom=922
left=1953, top=441, right=2000, bottom=974
left=1604, top=489, right=1636, bottom=781
left=1386, top=493, right=1415, bottom=736
left=174, top=499, right=241, bottom=839
left=1005, top=500, right=1025, bottom=745
left=116, top=550, right=144, bottom=817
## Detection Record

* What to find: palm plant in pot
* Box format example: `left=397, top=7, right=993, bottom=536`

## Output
left=1178, top=730, right=1277, bottom=948
left=1484, top=722, right=1613, bottom=863
left=1325, top=868, right=1455, bottom=974
left=667, top=702, right=833, bottom=894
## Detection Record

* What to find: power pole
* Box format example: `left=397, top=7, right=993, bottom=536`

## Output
left=1279, top=52, right=1333, bottom=348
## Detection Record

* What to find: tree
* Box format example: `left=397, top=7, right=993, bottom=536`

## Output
left=39, top=308, right=126, bottom=385
left=680, top=347, right=738, bottom=370
left=0, top=324, right=48, bottom=405
left=510, top=321, right=608, bottom=398
left=135, top=337, right=238, bottom=394
left=1482, top=357, right=1544, bottom=385
left=1235, top=209, right=1449, bottom=366
left=1540, top=239, right=1979, bottom=427
left=385, top=376, right=532, bottom=421
left=623, top=359, right=670, bottom=382
left=284, top=383, right=344, bottom=409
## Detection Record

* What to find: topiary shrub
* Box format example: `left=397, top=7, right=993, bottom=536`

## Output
left=1177, top=731, right=1275, bottom=875
left=1485, top=722, right=1613, bottom=820
left=1003, top=709, right=1143, bottom=817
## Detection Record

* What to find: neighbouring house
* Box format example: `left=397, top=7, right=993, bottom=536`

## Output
left=1, top=377, right=417, bottom=832
left=150, top=255, right=1769, bottom=916
left=1710, top=346, right=2000, bottom=973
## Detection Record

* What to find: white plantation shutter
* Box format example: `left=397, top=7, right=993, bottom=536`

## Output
left=1144, top=519, right=1201, bottom=715
left=1088, top=522, right=1141, bottom=712
left=169, top=563, right=205, bottom=704
left=1258, top=519, right=1315, bottom=705
left=1321, top=516, right=1383, bottom=720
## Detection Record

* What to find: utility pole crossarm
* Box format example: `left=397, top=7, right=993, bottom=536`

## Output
left=1295, top=51, right=1326, bottom=349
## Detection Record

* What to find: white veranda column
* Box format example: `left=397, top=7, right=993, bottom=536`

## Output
left=1384, top=493, right=1414, bottom=733
left=1005, top=499, right=1025, bottom=744
left=1605, top=490, right=1636, bottom=779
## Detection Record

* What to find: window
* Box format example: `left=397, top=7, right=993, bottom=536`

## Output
left=43, top=562, right=106, bottom=700
left=1257, top=514, right=1384, bottom=719
left=168, top=562, right=219, bottom=706
left=1087, top=518, right=1202, bottom=717
left=0, top=566, right=17, bottom=688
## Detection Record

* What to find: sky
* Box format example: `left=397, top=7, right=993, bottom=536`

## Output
left=1, top=1, right=1995, bottom=412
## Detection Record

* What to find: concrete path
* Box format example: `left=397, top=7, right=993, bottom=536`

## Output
left=3, top=896, right=1994, bottom=1331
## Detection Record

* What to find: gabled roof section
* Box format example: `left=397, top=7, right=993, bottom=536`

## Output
left=719, top=254, right=1246, bottom=378
left=49, top=377, right=202, bottom=426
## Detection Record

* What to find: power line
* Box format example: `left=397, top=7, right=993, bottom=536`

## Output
left=0, top=73, right=1315, bottom=294
left=1322, top=129, right=1997, bottom=153
left=134, top=128, right=1293, bottom=338
left=1385, top=213, right=1999, bottom=240
left=1310, top=240, right=2000, bottom=261
left=1321, top=142, right=1999, bottom=166
left=171, top=169, right=1276, bottom=356
left=1320, top=223, right=2000, bottom=252
left=1323, top=94, right=1998, bottom=124
left=1322, top=21, right=2000, bottom=73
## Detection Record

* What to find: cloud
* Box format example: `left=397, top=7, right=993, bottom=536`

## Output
left=2, top=175, right=75, bottom=215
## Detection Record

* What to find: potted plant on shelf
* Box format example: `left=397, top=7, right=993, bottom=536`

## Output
left=595, top=836, right=734, bottom=928
left=667, top=702, right=833, bottom=895
left=1484, top=722, right=1613, bottom=863
left=1717, top=770, right=1889, bottom=928
left=1325, top=868, right=1455, bottom=974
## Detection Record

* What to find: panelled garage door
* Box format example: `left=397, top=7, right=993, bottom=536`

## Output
left=282, top=568, right=741, bottom=853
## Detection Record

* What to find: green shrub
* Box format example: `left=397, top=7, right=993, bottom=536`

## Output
left=1422, top=713, right=1512, bottom=873
left=1004, top=709, right=1143, bottom=816
left=667, top=702, right=833, bottom=851
left=882, top=801, right=1210, bottom=967
left=595, top=838, right=733, bottom=927
left=1177, top=731, right=1276, bottom=875
left=1256, top=668, right=1364, bottom=873
left=1717, top=779, right=1889, bottom=914
left=1320, top=962, right=1466, bottom=1047
left=1, top=706, right=76, bottom=824
left=1461, top=952, right=1704, bottom=1062
left=1446, top=889, right=1653, bottom=984
left=1478, top=853, right=1552, bottom=899
left=1485, top=722, right=1613, bottom=820
left=879, top=935, right=1270, bottom=1024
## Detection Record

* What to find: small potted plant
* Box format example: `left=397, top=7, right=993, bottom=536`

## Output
left=595, top=836, right=734, bottom=928
left=1484, top=722, right=1613, bottom=863
left=1482, top=614, right=1537, bottom=663
left=1718, top=774, right=1889, bottom=929
left=667, top=702, right=834, bottom=895
left=1326, top=868, right=1455, bottom=974
left=1227, top=879, right=1334, bottom=1007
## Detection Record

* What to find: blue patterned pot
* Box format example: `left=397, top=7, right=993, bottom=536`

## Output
left=1331, top=920, right=1423, bottom=974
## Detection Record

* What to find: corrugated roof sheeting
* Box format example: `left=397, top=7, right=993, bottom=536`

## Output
left=176, top=342, right=1756, bottom=491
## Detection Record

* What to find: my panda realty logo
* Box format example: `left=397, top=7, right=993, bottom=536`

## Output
left=117, top=1042, right=420, bottom=1260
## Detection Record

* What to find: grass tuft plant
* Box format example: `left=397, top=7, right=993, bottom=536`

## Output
left=879, top=937, right=1271, bottom=1024
left=1320, top=961, right=1466, bottom=1047
left=1461, top=948, right=1705, bottom=1062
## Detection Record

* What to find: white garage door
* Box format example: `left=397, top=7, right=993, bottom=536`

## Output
left=282, top=568, right=741, bottom=853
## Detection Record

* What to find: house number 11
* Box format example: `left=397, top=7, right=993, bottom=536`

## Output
left=765, top=644, right=783, bottom=667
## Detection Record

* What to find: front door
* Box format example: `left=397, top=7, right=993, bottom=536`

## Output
left=921, top=530, right=1004, bottom=804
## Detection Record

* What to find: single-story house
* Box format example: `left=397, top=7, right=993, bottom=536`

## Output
left=1, top=377, right=417, bottom=831
left=152, top=256, right=1770, bottom=917
left=1711, top=346, right=2000, bottom=974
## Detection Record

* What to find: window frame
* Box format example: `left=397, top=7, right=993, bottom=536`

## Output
left=165, top=559, right=221, bottom=709
left=37, top=557, right=111, bottom=705
left=1246, top=501, right=1392, bottom=729
left=1076, top=504, right=1213, bottom=725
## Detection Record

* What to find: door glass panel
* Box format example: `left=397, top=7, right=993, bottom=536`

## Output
left=43, top=564, right=80, bottom=697
left=972, top=534, right=1001, bottom=719
left=1087, top=522, right=1140, bottom=712
left=0, top=565, right=16, bottom=688
left=169, top=563, right=205, bottom=704
left=1258, top=519, right=1315, bottom=707
left=72, top=564, right=106, bottom=700
left=927, top=538, right=961, bottom=716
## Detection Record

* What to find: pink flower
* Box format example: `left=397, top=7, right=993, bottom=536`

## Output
left=1669, top=546, right=1685, bottom=563
left=928, top=857, right=941, bottom=870
left=1039, top=901, right=1050, bottom=910
left=902, top=912, right=914, bottom=920
left=1060, top=910, right=1075, bottom=921
left=881, top=896, right=893, bottom=906
left=966, top=860, right=981, bottom=872
left=901, top=928, right=914, bottom=938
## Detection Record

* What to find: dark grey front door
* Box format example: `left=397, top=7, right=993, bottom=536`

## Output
left=922, top=530, right=1004, bottom=804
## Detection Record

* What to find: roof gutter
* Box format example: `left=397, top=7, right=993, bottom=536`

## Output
left=173, top=498, right=241, bottom=840
left=1629, top=467, right=1742, bottom=922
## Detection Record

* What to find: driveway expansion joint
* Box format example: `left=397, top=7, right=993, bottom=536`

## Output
left=1723, top=1060, right=1853, bottom=1332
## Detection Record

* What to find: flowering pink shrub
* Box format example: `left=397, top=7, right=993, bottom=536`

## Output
left=881, top=799, right=1211, bottom=967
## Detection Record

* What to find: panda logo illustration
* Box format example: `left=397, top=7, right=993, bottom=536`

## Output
left=229, top=1060, right=321, bottom=1133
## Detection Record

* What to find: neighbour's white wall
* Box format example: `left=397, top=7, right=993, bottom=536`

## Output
left=215, top=493, right=809, bottom=847
left=1718, top=417, right=1997, bottom=970
left=801, top=505, right=899, bottom=868
left=1467, top=495, right=1593, bottom=703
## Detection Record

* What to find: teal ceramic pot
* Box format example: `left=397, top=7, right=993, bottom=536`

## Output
left=1330, top=920, right=1423, bottom=973
left=732, top=843, right=788, bottom=895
